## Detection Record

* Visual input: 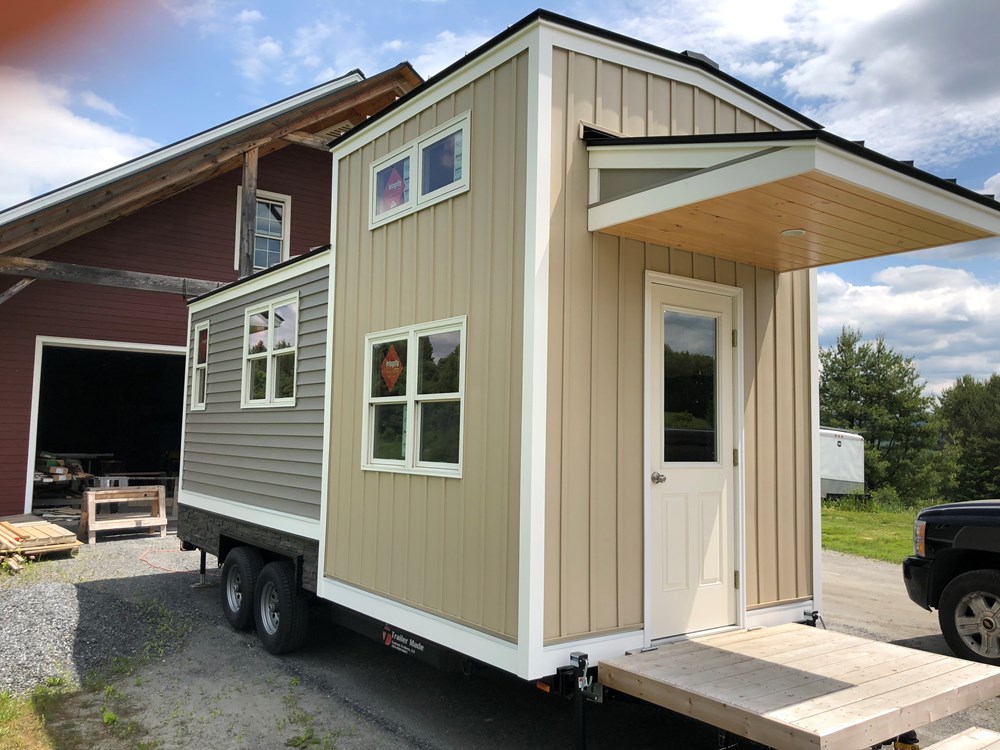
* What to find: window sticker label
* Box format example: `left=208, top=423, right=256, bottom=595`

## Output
left=380, top=165, right=405, bottom=211
left=381, top=344, right=404, bottom=392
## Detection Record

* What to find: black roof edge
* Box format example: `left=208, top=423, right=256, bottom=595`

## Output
left=187, top=245, right=332, bottom=306
left=584, top=129, right=1000, bottom=214
left=329, top=8, right=820, bottom=150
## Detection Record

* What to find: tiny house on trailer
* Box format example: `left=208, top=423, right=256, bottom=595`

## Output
left=177, top=10, right=1000, bottom=748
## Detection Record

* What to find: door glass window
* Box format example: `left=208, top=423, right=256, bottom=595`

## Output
left=663, top=310, right=717, bottom=462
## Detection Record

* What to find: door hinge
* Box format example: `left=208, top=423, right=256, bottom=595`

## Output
left=733, top=448, right=739, bottom=466
left=734, top=570, right=740, bottom=589
left=732, top=329, right=738, bottom=347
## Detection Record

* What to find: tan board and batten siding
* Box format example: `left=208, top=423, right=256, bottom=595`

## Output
left=325, top=53, right=528, bottom=641
left=544, top=48, right=814, bottom=642
left=183, top=264, right=329, bottom=520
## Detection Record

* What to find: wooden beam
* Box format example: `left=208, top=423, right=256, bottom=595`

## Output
left=0, top=67, right=420, bottom=257
left=0, top=257, right=224, bottom=296
left=0, top=278, right=35, bottom=304
left=238, top=147, right=258, bottom=279
left=282, top=131, right=333, bottom=151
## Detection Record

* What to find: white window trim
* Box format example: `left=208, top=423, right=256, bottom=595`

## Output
left=233, top=187, right=293, bottom=271
left=361, top=316, right=467, bottom=477
left=191, top=320, right=210, bottom=411
left=240, top=292, right=300, bottom=409
left=368, top=112, right=471, bottom=230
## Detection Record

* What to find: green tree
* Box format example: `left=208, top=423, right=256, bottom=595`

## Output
left=938, top=373, right=1000, bottom=501
left=819, top=327, right=945, bottom=504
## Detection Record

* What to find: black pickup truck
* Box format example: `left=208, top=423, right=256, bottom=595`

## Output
left=903, top=500, right=1000, bottom=665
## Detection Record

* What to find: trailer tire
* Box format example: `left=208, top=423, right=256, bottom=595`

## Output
left=254, top=561, right=309, bottom=654
left=220, top=546, right=264, bottom=631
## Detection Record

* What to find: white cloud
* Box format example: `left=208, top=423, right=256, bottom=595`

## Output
left=0, top=68, right=158, bottom=210
left=235, top=9, right=263, bottom=24
left=818, top=265, right=1000, bottom=393
left=606, top=0, right=1000, bottom=169
left=985, top=173, right=1000, bottom=199
left=159, top=0, right=229, bottom=24
left=79, top=90, right=123, bottom=118
left=412, top=30, right=490, bottom=78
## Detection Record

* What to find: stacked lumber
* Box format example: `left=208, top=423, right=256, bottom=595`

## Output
left=0, top=517, right=82, bottom=560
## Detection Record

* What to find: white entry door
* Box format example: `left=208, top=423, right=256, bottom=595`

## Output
left=646, top=277, right=738, bottom=641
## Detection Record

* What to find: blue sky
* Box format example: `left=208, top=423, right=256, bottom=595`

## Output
left=2, top=0, right=1000, bottom=393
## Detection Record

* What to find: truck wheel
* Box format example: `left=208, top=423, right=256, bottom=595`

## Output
left=938, top=569, right=1000, bottom=665
left=254, top=561, right=309, bottom=654
left=221, top=546, right=264, bottom=631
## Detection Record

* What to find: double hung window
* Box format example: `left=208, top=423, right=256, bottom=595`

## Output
left=242, top=294, right=299, bottom=407
left=363, top=317, right=465, bottom=476
left=191, top=321, right=209, bottom=410
left=369, top=113, right=470, bottom=228
left=234, top=188, right=292, bottom=272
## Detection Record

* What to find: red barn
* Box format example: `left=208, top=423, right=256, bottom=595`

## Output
left=0, top=64, right=420, bottom=517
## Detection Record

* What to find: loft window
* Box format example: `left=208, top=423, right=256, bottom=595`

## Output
left=191, top=321, right=210, bottom=410
left=368, top=112, right=470, bottom=229
left=241, top=294, right=299, bottom=408
left=362, top=317, right=466, bottom=476
left=234, top=188, right=292, bottom=272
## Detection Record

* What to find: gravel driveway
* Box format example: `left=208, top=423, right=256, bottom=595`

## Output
left=3, top=533, right=999, bottom=749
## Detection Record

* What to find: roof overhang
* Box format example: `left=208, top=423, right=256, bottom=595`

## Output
left=0, top=63, right=422, bottom=259
left=587, top=130, right=1000, bottom=272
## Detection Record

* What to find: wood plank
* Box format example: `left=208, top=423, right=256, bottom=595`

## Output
left=924, top=727, right=1000, bottom=750
left=600, top=625, right=1000, bottom=750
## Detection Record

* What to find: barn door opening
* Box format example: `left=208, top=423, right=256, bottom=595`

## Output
left=31, top=344, right=184, bottom=512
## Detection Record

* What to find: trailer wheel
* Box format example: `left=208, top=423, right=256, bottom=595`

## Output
left=254, top=561, right=309, bottom=654
left=220, top=546, right=264, bottom=631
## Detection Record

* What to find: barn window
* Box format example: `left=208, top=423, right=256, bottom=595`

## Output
left=241, top=294, right=299, bottom=408
left=233, top=188, right=292, bottom=272
left=362, top=317, right=465, bottom=476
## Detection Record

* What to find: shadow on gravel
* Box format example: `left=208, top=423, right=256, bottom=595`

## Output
left=14, top=543, right=725, bottom=750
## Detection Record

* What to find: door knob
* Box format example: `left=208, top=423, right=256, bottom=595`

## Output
left=651, top=471, right=666, bottom=484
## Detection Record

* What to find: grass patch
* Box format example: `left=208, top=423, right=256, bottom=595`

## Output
left=0, top=691, right=53, bottom=750
left=821, top=502, right=916, bottom=564
left=0, top=599, right=191, bottom=750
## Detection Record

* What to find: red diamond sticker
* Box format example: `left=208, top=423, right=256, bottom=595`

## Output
left=380, top=344, right=403, bottom=392
left=381, top=166, right=404, bottom=209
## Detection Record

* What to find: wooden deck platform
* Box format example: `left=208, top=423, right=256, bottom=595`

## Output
left=600, top=623, right=1000, bottom=750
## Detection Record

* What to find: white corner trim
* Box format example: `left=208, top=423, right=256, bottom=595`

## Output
left=519, top=24, right=553, bottom=681
left=809, top=268, right=823, bottom=615
left=317, top=225, right=337, bottom=594
left=179, top=489, right=320, bottom=540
